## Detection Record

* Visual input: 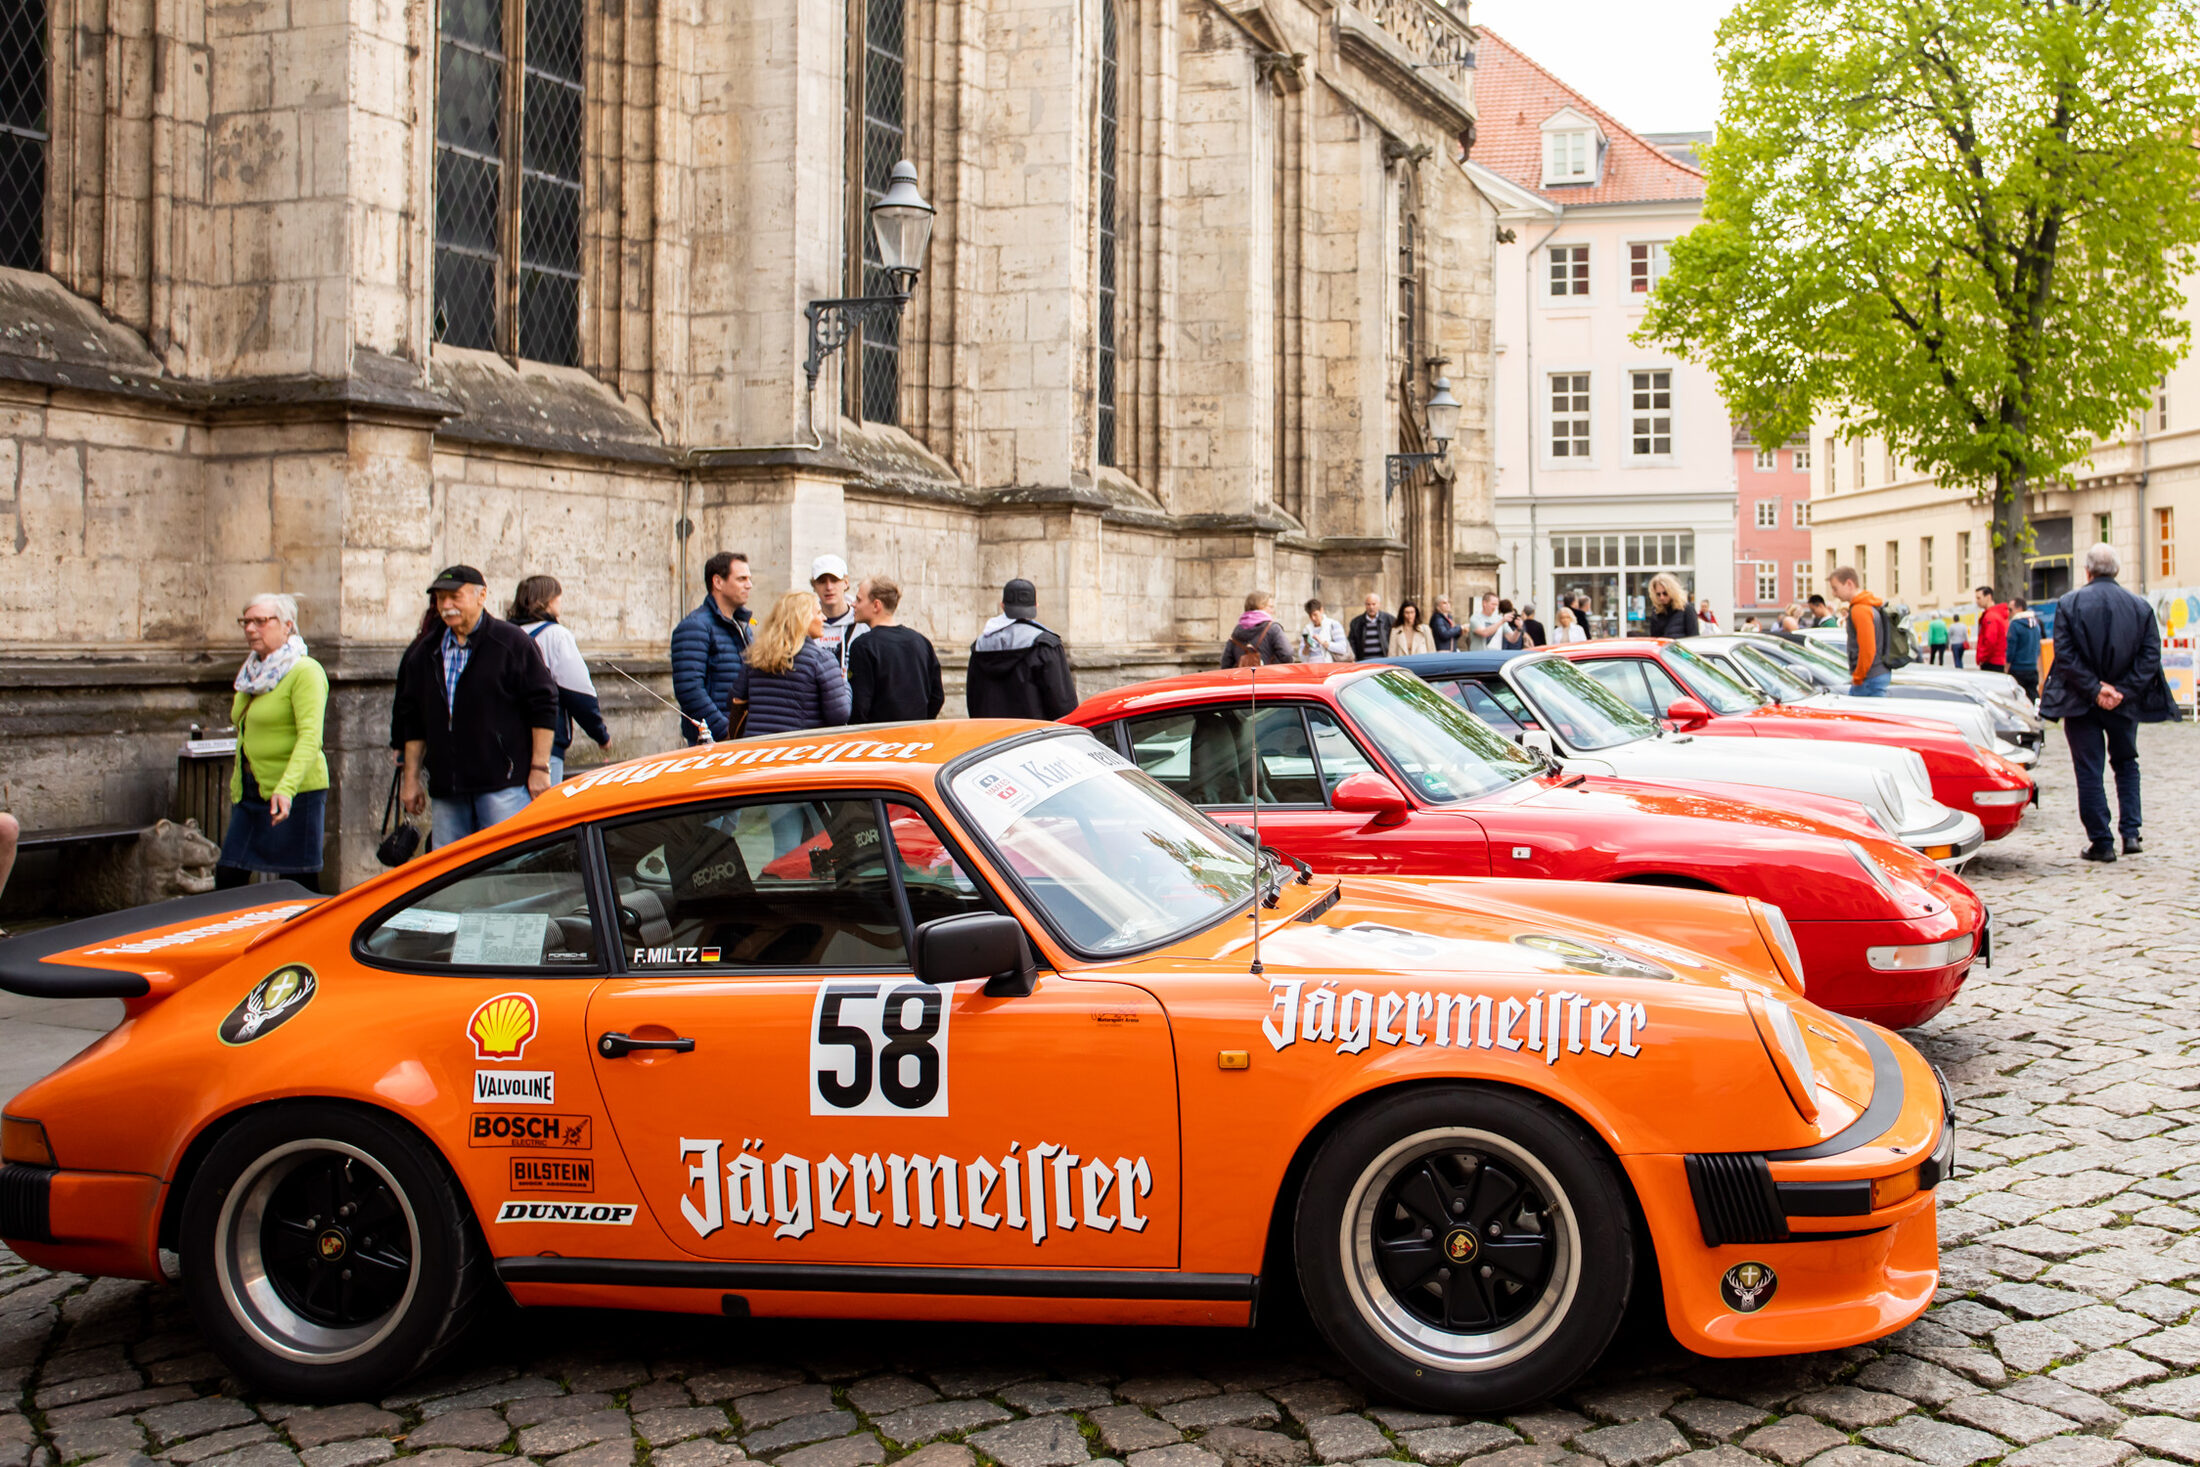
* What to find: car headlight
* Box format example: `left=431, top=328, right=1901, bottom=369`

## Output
left=1972, top=788, right=2030, bottom=807
left=1745, top=992, right=1820, bottom=1122
left=1866, top=934, right=1976, bottom=970
left=1751, top=900, right=1808, bottom=994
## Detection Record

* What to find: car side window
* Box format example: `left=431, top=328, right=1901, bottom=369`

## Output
left=1304, top=708, right=1380, bottom=796
left=1641, top=662, right=1693, bottom=712
left=884, top=802, right=1000, bottom=930
left=1123, top=707, right=1323, bottom=806
left=1455, top=681, right=1520, bottom=730
left=599, top=800, right=907, bottom=970
left=359, top=837, right=599, bottom=970
left=1581, top=660, right=1658, bottom=718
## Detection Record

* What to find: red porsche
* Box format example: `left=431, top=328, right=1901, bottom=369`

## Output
left=1548, top=641, right=2036, bottom=841
left=1068, top=665, right=1985, bottom=1029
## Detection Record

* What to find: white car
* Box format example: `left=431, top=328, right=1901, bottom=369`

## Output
left=1686, top=635, right=2036, bottom=767
left=1450, top=652, right=1987, bottom=869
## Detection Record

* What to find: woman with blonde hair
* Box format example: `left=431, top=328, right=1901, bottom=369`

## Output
left=220, top=593, right=328, bottom=891
left=1644, top=573, right=1700, bottom=638
left=1553, top=606, right=1589, bottom=643
left=730, top=590, right=852, bottom=735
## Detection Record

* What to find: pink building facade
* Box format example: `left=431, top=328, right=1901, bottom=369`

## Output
left=1732, top=428, right=1815, bottom=620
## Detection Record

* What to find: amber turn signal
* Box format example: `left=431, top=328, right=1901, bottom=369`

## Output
left=1871, top=1167, right=1922, bottom=1211
left=1, top=1114, right=56, bottom=1168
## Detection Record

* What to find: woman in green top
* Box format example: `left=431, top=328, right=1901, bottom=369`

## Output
left=1927, top=614, right=1950, bottom=665
left=219, top=593, right=329, bottom=890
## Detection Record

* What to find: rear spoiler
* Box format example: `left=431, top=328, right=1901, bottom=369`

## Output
left=0, top=882, right=319, bottom=998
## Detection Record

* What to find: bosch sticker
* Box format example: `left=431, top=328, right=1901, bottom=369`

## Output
left=218, top=965, right=318, bottom=1046
left=470, top=1113, right=591, bottom=1148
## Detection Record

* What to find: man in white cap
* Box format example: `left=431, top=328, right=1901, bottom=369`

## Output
left=811, top=554, right=862, bottom=671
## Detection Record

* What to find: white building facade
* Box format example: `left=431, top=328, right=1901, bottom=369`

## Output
left=1468, top=33, right=1735, bottom=635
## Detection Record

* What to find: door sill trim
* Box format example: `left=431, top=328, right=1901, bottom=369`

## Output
left=495, top=1257, right=1259, bottom=1301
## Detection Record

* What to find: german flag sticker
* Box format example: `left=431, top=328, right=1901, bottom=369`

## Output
left=701, top=948, right=722, bottom=963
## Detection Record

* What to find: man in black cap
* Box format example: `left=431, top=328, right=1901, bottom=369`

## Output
left=966, top=578, right=1079, bottom=720
left=394, top=565, right=560, bottom=844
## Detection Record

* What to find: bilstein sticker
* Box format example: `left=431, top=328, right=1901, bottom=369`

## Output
left=219, top=965, right=318, bottom=1046
left=470, top=1113, right=591, bottom=1148
left=475, top=1070, right=556, bottom=1105
left=511, top=1157, right=594, bottom=1192
left=495, top=1200, right=635, bottom=1225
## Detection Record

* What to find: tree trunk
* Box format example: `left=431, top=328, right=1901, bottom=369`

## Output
left=1992, top=465, right=2029, bottom=600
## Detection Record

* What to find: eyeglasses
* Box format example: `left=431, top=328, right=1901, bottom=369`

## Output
left=237, top=615, right=282, bottom=629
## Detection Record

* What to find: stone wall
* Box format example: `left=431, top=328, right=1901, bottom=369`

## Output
left=1, top=0, right=1501, bottom=894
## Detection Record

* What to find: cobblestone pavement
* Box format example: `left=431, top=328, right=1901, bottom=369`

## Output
left=5, top=725, right=2199, bottom=1467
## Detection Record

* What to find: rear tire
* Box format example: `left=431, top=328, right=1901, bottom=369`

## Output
left=1294, top=1085, right=1632, bottom=1411
left=179, top=1104, right=485, bottom=1401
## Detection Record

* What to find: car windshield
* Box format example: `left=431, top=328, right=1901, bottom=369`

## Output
left=1338, top=670, right=1544, bottom=802
left=1663, top=643, right=1767, bottom=713
left=1792, top=637, right=1851, bottom=676
left=948, top=731, right=1258, bottom=956
left=1729, top=644, right=1818, bottom=702
left=1509, top=659, right=1658, bottom=751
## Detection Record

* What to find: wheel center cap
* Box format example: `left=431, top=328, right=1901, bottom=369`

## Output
left=315, top=1228, right=348, bottom=1261
left=1443, top=1227, right=1479, bottom=1263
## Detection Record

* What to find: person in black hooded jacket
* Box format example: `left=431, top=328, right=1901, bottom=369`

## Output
left=967, top=579, right=1078, bottom=720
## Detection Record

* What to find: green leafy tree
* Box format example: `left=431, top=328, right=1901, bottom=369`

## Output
left=1640, top=0, right=2200, bottom=594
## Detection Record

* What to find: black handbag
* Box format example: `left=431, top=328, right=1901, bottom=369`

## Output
left=376, top=766, right=421, bottom=867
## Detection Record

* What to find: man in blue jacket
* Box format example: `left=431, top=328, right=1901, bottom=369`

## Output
left=670, top=551, right=754, bottom=743
left=2004, top=597, right=2043, bottom=704
left=2039, top=543, right=2175, bottom=861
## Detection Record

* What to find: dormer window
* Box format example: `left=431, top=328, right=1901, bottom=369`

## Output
left=1539, top=108, right=1604, bottom=187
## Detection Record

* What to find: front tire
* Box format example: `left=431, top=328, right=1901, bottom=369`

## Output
left=179, top=1105, right=485, bottom=1401
left=1294, top=1085, right=1633, bottom=1411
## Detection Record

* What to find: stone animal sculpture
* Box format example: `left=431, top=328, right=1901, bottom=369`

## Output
left=75, top=818, right=222, bottom=912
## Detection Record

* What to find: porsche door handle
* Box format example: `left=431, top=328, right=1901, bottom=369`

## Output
left=597, top=1032, right=697, bottom=1058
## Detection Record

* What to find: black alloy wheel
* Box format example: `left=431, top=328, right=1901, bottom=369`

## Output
left=180, top=1104, right=487, bottom=1400
left=1296, top=1085, right=1632, bottom=1411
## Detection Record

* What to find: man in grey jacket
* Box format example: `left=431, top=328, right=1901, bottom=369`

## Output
left=966, top=579, right=1079, bottom=720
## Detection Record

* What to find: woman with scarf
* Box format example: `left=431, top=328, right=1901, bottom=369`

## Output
left=220, top=593, right=328, bottom=891
left=1221, top=591, right=1296, bottom=667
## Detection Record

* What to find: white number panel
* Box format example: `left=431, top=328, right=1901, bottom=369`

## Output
left=809, top=981, right=952, bottom=1117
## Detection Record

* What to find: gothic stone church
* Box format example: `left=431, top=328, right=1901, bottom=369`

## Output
left=0, top=0, right=1498, bottom=881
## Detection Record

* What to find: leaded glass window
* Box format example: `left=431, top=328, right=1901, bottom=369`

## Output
left=1, top=0, right=50, bottom=272
left=1096, top=0, right=1120, bottom=467
left=848, top=0, right=907, bottom=424
left=434, top=0, right=583, bottom=366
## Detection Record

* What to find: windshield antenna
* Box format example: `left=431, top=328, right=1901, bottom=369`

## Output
left=1249, top=655, right=1263, bottom=977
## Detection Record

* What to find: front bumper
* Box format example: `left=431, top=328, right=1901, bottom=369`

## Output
left=1629, top=1020, right=1951, bottom=1357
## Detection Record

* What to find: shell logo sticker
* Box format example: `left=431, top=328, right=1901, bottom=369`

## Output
left=219, top=965, right=318, bottom=1046
left=470, top=992, right=540, bottom=1061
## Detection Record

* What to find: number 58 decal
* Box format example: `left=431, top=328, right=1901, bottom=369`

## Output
left=810, top=981, right=950, bottom=1117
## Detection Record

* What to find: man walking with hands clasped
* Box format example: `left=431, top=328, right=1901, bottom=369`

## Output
left=2040, top=544, right=2174, bottom=861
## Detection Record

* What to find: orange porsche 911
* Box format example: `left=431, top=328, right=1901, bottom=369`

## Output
left=0, top=722, right=1950, bottom=1410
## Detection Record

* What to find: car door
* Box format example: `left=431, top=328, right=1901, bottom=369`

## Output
left=584, top=794, right=1182, bottom=1269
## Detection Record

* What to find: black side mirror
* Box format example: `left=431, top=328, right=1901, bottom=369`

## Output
left=914, top=913, right=1038, bottom=998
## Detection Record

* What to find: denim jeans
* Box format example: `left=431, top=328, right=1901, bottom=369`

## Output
left=547, top=754, right=565, bottom=784
left=1852, top=671, right=1893, bottom=697
left=2063, top=710, right=2142, bottom=845
left=432, top=784, right=533, bottom=847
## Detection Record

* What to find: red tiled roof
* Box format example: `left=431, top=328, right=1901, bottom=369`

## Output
left=1470, top=29, right=1706, bottom=207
